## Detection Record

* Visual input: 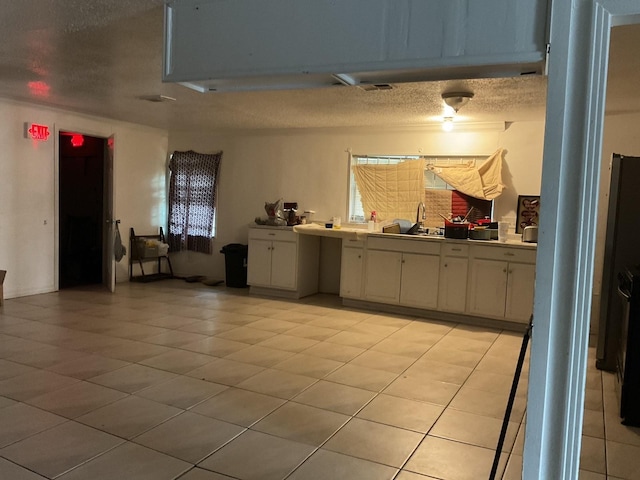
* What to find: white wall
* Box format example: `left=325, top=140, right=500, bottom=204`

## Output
left=0, top=99, right=169, bottom=299
left=2, top=95, right=637, bottom=344
left=168, top=120, right=546, bottom=279
left=496, top=121, right=546, bottom=223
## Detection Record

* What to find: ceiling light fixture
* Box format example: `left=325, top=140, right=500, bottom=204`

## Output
left=442, top=91, right=474, bottom=113
left=440, top=91, right=474, bottom=131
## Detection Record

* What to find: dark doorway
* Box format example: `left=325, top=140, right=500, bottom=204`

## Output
left=59, top=133, right=106, bottom=289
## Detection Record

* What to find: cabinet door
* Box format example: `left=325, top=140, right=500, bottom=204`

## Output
left=505, top=262, right=536, bottom=323
left=400, top=253, right=440, bottom=309
left=340, top=247, right=364, bottom=299
left=438, top=256, right=469, bottom=313
left=364, top=250, right=402, bottom=304
left=247, top=239, right=273, bottom=287
left=467, top=258, right=508, bottom=318
left=270, top=240, right=298, bottom=290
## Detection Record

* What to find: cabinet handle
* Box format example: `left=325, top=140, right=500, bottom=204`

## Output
left=452, top=248, right=462, bottom=252
left=509, top=270, right=513, bottom=274
left=504, top=252, right=515, bottom=257
left=503, top=268, right=507, bottom=273
left=444, top=263, right=448, bottom=267
left=268, top=233, right=276, bottom=236
left=358, top=255, right=361, bottom=259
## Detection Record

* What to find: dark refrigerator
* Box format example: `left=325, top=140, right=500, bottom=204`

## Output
left=597, top=153, right=640, bottom=373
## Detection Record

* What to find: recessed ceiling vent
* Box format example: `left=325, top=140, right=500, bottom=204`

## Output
left=357, top=83, right=394, bottom=91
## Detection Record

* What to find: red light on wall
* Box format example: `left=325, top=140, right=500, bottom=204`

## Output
left=27, top=123, right=51, bottom=141
left=28, top=81, right=50, bottom=98
left=70, top=134, right=84, bottom=147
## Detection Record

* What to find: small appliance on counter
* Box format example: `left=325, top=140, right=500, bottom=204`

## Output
left=283, top=202, right=299, bottom=226
left=300, top=210, right=315, bottom=224
left=522, top=225, right=538, bottom=243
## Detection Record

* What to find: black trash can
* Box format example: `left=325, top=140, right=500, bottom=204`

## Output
left=220, top=243, right=249, bottom=288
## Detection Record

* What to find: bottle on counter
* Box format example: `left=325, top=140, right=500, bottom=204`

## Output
left=368, top=211, right=377, bottom=232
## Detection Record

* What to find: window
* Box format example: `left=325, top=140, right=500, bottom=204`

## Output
left=348, top=154, right=493, bottom=225
left=167, top=150, right=222, bottom=254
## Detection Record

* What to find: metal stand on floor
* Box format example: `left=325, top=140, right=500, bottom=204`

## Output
left=489, top=315, right=533, bottom=480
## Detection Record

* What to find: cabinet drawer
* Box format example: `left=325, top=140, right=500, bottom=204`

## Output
left=249, top=228, right=296, bottom=242
left=471, top=245, right=536, bottom=263
left=442, top=243, right=469, bottom=257
left=342, top=238, right=365, bottom=248
left=367, top=237, right=440, bottom=255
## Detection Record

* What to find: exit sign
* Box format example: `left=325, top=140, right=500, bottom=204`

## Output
left=26, top=123, right=51, bottom=141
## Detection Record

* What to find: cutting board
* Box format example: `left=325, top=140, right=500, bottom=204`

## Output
left=382, top=223, right=401, bottom=234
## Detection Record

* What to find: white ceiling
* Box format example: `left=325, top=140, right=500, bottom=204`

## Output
left=0, top=1, right=638, bottom=132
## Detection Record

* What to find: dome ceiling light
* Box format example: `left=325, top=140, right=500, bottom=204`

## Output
left=441, top=91, right=474, bottom=131
left=442, top=91, right=474, bottom=113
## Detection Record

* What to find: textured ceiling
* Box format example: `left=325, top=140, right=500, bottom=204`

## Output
left=0, top=2, right=637, bottom=132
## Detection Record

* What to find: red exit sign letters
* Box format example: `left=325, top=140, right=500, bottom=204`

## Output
left=26, top=123, right=51, bottom=141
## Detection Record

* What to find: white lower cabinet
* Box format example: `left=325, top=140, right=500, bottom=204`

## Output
left=247, top=237, right=297, bottom=290
left=468, top=258, right=509, bottom=317
left=364, top=237, right=440, bottom=308
left=247, top=228, right=319, bottom=297
left=364, top=250, right=402, bottom=304
left=399, top=253, right=439, bottom=309
left=247, top=238, right=278, bottom=287
left=250, top=229, right=537, bottom=326
left=268, top=240, right=298, bottom=289
left=504, top=262, right=536, bottom=322
left=467, top=245, right=536, bottom=323
left=340, top=240, right=365, bottom=299
left=438, top=244, right=469, bottom=313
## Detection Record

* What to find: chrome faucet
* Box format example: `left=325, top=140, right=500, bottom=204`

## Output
left=416, top=202, right=426, bottom=227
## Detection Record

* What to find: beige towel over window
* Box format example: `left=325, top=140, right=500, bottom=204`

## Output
left=352, top=159, right=426, bottom=223
left=424, top=189, right=453, bottom=227
left=426, top=148, right=505, bottom=200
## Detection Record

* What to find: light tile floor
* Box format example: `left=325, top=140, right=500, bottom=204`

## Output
left=0, top=280, right=637, bottom=479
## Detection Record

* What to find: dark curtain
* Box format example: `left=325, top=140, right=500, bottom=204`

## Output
left=168, top=150, right=222, bottom=254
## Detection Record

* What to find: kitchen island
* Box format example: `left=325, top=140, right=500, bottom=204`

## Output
left=248, top=223, right=537, bottom=330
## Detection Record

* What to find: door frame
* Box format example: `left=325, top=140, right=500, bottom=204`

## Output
left=525, top=1, right=640, bottom=479
left=54, top=125, right=116, bottom=292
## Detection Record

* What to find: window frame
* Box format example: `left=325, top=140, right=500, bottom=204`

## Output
left=167, top=150, right=222, bottom=254
left=347, top=153, right=491, bottom=224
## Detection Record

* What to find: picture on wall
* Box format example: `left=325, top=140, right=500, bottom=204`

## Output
left=516, top=195, right=540, bottom=233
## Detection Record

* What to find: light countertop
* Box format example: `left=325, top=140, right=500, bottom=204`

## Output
left=291, top=223, right=537, bottom=248
left=292, top=223, right=369, bottom=240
